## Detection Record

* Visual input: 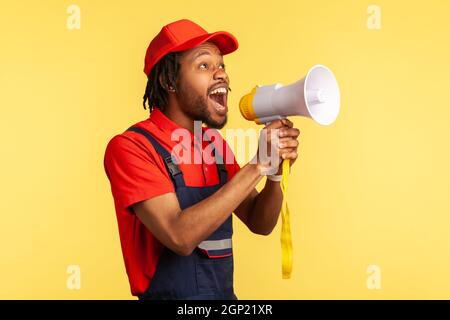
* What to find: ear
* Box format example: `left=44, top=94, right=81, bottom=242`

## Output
left=158, top=74, right=168, bottom=90
left=159, top=74, right=175, bottom=92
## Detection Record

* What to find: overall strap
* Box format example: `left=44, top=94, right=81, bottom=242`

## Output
left=213, top=148, right=228, bottom=185
left=127, top=126, right=186, bottom=188
left=204, top=131, right=228, bottom=185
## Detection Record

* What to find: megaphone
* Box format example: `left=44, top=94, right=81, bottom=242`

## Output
left=239, top=65, right=340, bottom=279
left=239, top=64, right=340, bottom=126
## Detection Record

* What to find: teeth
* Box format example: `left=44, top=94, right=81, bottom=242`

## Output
left=210, top=87, right=227, bottom=95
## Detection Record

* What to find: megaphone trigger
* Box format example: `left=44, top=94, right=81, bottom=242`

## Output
left=264, top=115, right=287, bottom=127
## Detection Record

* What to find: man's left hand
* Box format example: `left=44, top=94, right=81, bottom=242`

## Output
left=276, top=118, right=300, bottom=175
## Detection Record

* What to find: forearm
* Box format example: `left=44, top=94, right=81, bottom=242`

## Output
left=247, top=179, right=283, bottom=235
left=174, top=163, right=263, bottom=253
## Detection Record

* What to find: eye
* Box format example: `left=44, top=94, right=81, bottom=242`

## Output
left=219, top=63, right=226, bottom=70
left=199, top=63, right=208, bottom=70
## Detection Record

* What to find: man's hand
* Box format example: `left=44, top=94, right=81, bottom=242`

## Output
left=276, top=118, right=300, bottom=174
left=254, top=119, right=300, bottom=176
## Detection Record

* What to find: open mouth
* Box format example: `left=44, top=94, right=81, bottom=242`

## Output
left=208, top=87, right=228, bottom=115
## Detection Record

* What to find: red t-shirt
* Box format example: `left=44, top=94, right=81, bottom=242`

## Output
left=104, top=108, right=241, bottom=296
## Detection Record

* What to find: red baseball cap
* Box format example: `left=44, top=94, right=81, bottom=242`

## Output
left=143, top=19, right=239, bottom=76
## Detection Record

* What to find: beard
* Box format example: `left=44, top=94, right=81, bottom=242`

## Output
left=176, top=83, right=228, bottom=130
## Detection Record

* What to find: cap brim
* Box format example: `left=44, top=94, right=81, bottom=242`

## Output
left=172, top=31, right=239, bottom=56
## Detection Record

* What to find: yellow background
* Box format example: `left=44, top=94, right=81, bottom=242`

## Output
left=1, top=0, right=449, bottom=299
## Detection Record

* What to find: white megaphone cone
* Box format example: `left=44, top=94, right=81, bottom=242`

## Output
left=239, top=64, right=340, bottom=125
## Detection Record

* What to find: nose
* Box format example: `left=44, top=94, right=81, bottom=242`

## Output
left=214, top=67, right=228, bottom=82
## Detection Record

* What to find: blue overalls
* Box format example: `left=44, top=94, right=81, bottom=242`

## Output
left=127, top=126, right=237, bottom=300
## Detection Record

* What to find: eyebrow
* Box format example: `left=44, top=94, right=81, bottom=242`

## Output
left=193, top=50, right=212, bottom=60
left=191, top=50, right=224, bottom=62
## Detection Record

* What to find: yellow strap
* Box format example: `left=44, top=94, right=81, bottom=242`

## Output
left=280, top=159, right=293, bottom=279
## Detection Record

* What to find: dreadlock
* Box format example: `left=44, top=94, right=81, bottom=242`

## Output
left=143, top=52, right=181, bottom=113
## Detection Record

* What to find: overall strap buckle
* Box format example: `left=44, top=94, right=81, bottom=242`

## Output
left=216, top=162, right=227, bottom=174
left=164, top=155, right=181, bottom=177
